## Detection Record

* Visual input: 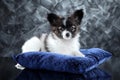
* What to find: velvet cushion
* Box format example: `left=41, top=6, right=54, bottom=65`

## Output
left=14, top=48, right=112, bottom=74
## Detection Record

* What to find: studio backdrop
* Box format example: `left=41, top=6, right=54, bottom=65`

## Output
left=0, top=0, right=120, bottom=57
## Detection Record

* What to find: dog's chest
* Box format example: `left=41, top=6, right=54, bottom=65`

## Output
left=46, top=34, right=80, bottom=55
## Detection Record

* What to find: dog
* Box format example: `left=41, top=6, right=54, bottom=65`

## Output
left=15, top=9, right=85, bottom=70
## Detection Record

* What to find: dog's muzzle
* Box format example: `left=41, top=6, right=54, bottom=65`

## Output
left=62, top=30, right=72, bottom=40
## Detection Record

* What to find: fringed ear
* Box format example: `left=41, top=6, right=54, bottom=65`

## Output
left=71, top=9, right=84, bottom=25
left=47, top=13, right=62, bottom=26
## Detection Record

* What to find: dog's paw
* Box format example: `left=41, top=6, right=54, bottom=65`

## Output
left=73, top=51, right=85, bottom=57
left=15, top=64, right=25, bottom=70
left=77, top=53, right=85, bottom=57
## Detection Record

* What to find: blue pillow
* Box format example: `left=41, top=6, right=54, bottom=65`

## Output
left=16, top=68, right=111, bottom=80
left=14, top=48, right=112, bottom=74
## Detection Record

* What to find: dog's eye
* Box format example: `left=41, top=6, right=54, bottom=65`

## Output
left=58, top=27, right=63, bottom=31
left=71, top=26, right=76, bottom=31
left=58, top=27, right=62, bottom=29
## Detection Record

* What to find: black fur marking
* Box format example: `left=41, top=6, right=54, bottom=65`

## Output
left=73, top=9, right=84, bottom=25
left=47, top=13, right=62, bottom=26
left=44, top=35, right=50, bottom=52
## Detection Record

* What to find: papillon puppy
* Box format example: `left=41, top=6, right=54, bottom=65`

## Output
left=15, top=9, right=85, bottom=70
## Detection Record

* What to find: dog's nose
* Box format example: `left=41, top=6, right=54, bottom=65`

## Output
left=66, top=33, right=70, bottom=37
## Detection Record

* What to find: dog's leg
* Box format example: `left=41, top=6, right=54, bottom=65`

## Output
left=15, top=36, right=42, bottom=70
left=73, top=51, right=85, bottom=57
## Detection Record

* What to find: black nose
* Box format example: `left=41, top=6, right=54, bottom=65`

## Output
left=66, top=33, right=70, bottom=37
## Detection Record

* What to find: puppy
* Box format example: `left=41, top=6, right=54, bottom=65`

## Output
left=15, top=9, right=85, bottom=70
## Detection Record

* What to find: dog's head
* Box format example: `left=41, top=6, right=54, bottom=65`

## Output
left=47, top=9, right=84, bottom=40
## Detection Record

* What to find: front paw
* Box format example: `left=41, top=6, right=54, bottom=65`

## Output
left=74, top=51, right=85, bottom=57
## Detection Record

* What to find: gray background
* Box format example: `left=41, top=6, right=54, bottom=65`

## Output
left=0, top=0, right=120, bottom=79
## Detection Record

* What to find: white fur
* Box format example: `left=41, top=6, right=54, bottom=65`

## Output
left=46, top=33, right=85, bottom=56
left=15, top=63, right=25, bottom=70
left=22, top=34, right=47, bottom=53
left=22, top=36, right=41, bottom=52
left=62, top=30, right=72, bottom=40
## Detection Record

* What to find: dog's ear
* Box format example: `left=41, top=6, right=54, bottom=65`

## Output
left=47, top=13, right=62, bottom=26
left=70, top=9, right=84, bottom=25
